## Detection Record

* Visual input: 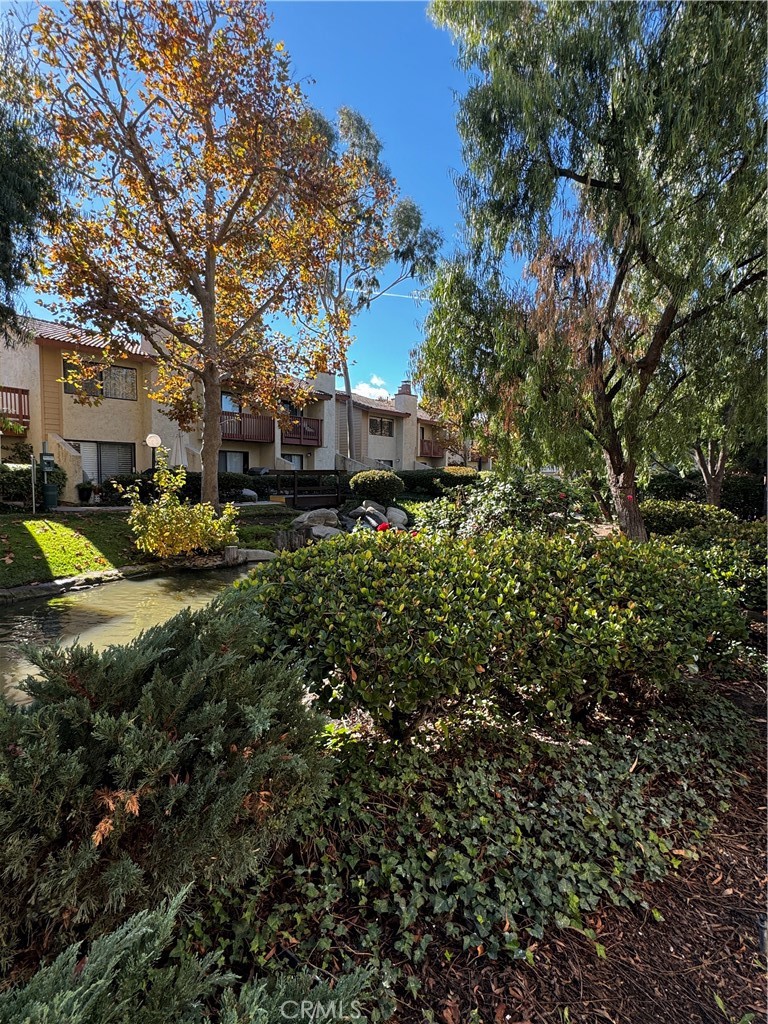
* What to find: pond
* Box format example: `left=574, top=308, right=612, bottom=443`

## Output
left=0, top=567, right=249, bottom=701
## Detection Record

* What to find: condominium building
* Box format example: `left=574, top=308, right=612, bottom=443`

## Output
left=1, top=317, right=452, bottom=502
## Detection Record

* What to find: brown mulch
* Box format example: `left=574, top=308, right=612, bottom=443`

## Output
left=402, top=664, right=767, bottom=1024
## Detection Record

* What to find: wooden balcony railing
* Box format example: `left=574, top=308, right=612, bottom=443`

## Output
left=282, top=416, right=323, bottom=447
left=419, top=438, right=445, bottom=458
left=0, top=386, right=30, bottom=430
left=220, top=412, right=275, bottom=443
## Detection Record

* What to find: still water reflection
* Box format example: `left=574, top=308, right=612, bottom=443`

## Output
left=0, top=568, right=248, bottom=701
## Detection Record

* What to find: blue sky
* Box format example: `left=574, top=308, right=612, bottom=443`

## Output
left=24, top=0, right=467, bottom=401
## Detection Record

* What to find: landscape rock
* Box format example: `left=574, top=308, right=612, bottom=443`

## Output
left=362, top=508, right=388, bottom=526
left=362, top=499, right=386, bottom=514
left=240, top=488, right=258, bottom=498
left=293, top=508, right=340, bottom=527
left=386, top=506, right=408, bottom=527
left=310, top=525, right=343, bottom=540
left=239, top=548, right=277, bottom=561
left=347, top=505, right=369, bottom=519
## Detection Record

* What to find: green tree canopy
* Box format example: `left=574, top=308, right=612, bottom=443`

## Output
left=418, top=0, right=766, bottom=537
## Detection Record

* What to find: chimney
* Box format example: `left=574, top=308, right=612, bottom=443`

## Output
left=396, top=380, right=413, bottom=396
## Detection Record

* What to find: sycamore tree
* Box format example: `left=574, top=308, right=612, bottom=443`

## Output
left=34, top=0, right=369, bottom=505
left=419, top=0, right=766, bottom=539
left=309, top=108, right=441, bottom=460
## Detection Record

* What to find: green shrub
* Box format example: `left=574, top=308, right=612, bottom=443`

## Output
left=100, top=472, right=158, bottom=505
left=414, top=471, right=597, bottom=537
left=126, top=459, right=238, bottom=557
left=721, top=472, right=765, bottom=520
left=0, top=895, right=372, bottom=1022
left=640, top=498, right=739, bottom=535
left=441, top=465, right=479, bottom=485
left=238, top=531, right=744, bottom=737
left=644, top=473, right=704, bottom=503
left=662, top=521, right=766, bottom=609
left=0, top=595, right=327, bottom=974
left=349, top=469, right=404, bottom=507
left=0, top=462, right=67, bottom=505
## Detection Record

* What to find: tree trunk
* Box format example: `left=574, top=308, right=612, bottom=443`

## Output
left=603, top=447, right=647, bottom=540
left=693, top=440, right=727, bottom=506
left=200, top=365, right=222, bottom=508
left=588, top=475, right=614, bottom=522
left=341, top=355, right=355, bottom=460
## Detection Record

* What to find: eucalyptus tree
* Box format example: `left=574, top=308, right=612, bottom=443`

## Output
left=314, top=108, right=442, bottom=460
left=421, top=0, right=766, bottom=538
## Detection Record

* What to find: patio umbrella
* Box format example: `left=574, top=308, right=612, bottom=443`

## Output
left=169, top=431, right=188, bottom=468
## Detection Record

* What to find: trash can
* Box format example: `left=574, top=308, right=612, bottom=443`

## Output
left=42, top=483, right=59, bottom=511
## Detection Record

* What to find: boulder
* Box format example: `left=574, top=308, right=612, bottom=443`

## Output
left=362, top=499, right=386, bottom=514
left=241, top=488, right=259, bottom=498
left=386, top=506, right=408, bottom=527
left=310, top=525, right=343, bottom=540
left=347, top=505, right=369, bottom=519
left=238, top=548, right=277, bottom=562
left=293, top=508, right=340, bottom=528
left=362, top=508, right=388, bottom=526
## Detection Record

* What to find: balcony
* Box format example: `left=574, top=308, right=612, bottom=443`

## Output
left=0, top=387, right=30, bottom=432
left=419, top=438, right=445, bottom=459
left=282, top=416, right=323, bottom=447
left=220, top=412, right=275, bottom=443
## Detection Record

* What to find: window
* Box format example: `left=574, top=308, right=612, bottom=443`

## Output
left=63, top=360, right=101, bottom=397
left=369, top=417, right=394, bottom=437
left=218, top=450, right=249, bottom=473
left=221, top=393, right=240, bottom=413
left=378, top=459, right=394, bottom=468
left=281, top=453, right=303, bottom=469
left=63, top=360, right=137, bottom=400
left=103, top=365, right=137, bottom=400
left=67, top=440, right=135, bottom=483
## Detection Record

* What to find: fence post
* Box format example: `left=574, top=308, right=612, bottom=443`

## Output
left=293, top=471, right=298, bottom=506
left=335, top=470, right=340, bottom=506
left=30, top=455, right=36, bottom=515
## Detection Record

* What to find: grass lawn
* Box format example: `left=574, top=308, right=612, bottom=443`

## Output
left=0, top=512, right=137, bottom=588
left=0, top=502, right=299, bottom=588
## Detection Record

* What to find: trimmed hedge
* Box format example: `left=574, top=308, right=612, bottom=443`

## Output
left=0, top=462, right=67, bottom=504
left=237, top=531, right=745, bottom=737
left=349, top=469, right=404, bottom=506
left=643, top=472, right=766, bottom=520
left=662, top=521, right=766, bottom=610
left=640, top=499, right=740, bottom=535
left=0, top=596, right=326, bottom=973
left=397, top=467, right=480, bottom=497
left=100, top=470, right=260, bottom=505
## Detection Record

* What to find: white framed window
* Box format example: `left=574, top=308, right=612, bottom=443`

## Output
left=67, top=440, right=135, bottom=483
left=281, top=453, right=303, bottom=469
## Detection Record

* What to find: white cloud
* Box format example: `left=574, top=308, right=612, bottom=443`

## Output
left=370, top=374, right=386, bottom=387
left=353, top=378, right=390, bottom=400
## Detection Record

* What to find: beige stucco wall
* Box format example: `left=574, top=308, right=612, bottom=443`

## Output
left=0, top=339, right=43, bottom=457
left=366, top=427, right=398, bottom=465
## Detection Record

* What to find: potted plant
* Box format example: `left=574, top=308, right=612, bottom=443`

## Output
left=76, top=478, right=94, bottom=505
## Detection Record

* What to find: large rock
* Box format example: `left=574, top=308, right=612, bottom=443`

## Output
left=241, top=488, right=259, bottom=498
left=310, top=525, right=343, bottom=540
left=386, top=506, right=408, bottom=527
left=293, top=508, right=340, bottom=528
left=347, top=505, right=369, bottom=519
left=362, top=507, right=388, bottom=526
left=239, top=548, right=277, bottom=562
left=362, top=499, right=386, bottom=515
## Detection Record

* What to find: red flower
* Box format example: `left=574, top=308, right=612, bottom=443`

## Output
left=626, top=494, right=633, bottom=502
left=376, top=522, right=390, bottom=531
left=410, top=530, right=419, bottom=537
left=558, top=492, right=566, bottom=499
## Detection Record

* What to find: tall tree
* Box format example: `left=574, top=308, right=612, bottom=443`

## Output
left=421, top=0, right=765, bottom=538
left=34, top=0, right=364, bottom=505
left=0, top=17, right=58, bottom=339
left=310, top=108, right=441, bottom=460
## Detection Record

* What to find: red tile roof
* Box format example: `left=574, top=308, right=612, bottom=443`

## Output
left=26, top=316, right=149, bottom=359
